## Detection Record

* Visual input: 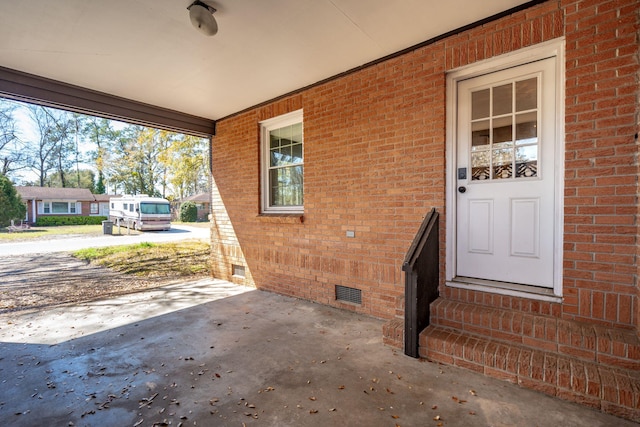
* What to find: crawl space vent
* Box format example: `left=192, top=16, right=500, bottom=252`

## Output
left=335, top=285, right=362, bottom=305
left=232, top=264, right=246, bottom=278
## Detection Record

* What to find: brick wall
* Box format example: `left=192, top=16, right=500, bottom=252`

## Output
left=212, top=53, right=447, bottom=319
left=212, top=0, right=638, bottom=328
left=210, top=0, right=639, bottom=418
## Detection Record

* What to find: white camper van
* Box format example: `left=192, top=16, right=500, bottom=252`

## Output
left=109, top=195, right=171, bottom=231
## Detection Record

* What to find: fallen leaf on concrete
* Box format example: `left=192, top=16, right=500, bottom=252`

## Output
left=133, top=419, right=144, bottom=426
left=433, top=415, right=441, bottom=420
left=139, top=392, right=159, bottom=408
left=310, top=409, right=318, bottom=414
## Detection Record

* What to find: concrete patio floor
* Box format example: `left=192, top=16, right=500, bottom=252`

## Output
left=0, top=279, right=635, bottom=427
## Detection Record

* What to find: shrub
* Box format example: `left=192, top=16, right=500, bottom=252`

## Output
left=0, top=174, right=26, bottom=228
left=35, top=216, right=107, bottom=226
left=179, top=201, right=198, bottom=222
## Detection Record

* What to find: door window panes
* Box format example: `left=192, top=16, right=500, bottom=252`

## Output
left=470, top=76, right=539, bottom=181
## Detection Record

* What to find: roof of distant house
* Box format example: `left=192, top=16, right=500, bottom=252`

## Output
left=16, top=186, right=95, bottom=201
left=93, top=194, right=119, bottom=202
left=181, top=193, right=210, bottom=203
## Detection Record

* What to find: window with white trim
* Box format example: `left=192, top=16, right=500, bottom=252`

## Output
left=38, top=201, right=79, bottom=214
left=90, top=203, right=99, bottom=214
left=260, top=109, right=304, bottom=214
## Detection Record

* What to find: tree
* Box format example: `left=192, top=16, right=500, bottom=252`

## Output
left=0, top=173, right=26, bottom=227
left=167, top=135, right=209, bottom=199
left=24, top=105, right=73, bottom=187
left=107, top=126, right=163, bottom=196
left=84, top=117, right=120, bottom=194
left=0, top=99, right=29, bottom=178
left=46, top=168, right=95, bottom=191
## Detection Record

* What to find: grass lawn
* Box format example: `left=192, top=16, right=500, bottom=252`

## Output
left=0, top=225, right=105, bottom=242
left=73, top=240, right=211, bottom=278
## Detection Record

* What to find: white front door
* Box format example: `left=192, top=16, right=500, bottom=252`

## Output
left=454, top=57, right=557, bottom=289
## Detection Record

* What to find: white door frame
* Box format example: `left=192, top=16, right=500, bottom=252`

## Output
left=445, top=38, right=565, bottom=301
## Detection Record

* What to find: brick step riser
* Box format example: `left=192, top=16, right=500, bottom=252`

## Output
left=420, top=325, right=640, bottom=423
left=430, top=299, right=640, bottom=371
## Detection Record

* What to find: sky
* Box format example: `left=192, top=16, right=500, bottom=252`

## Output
left=8, top=99, right=125, bottom=187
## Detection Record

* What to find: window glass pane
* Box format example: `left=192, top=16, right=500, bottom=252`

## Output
left=471, top=120, right=490, bottom=148
left=43, top=202, right=50, bottom=213
left=492, top=83, right=512, bottom=116
left=270, top=165, right=303, bottom=206
left=471, top=150, right=490, bottom=181
left=292, top=142, right=303, bottom=162
left=270, top=124, right=303, bottom=167
left=70, top=203, right=76, bottom=213
left=52, top=202, right=68, bottom=213
left=516, top=78, right=537, bottom=111
left=270, top=132, right=280, bottom=149
left=516, top=146, right=538, bottom=177
left=492, top=148, right=513, bottom=179
left=471, top=89, right=490, bottom=120
left=140, top=203, right=170, bottom=214
left=516, top=112, right=537, bottom=145
left=291, top=122, right=303, bottom=141
left=492, top=116, right=512, bottom=144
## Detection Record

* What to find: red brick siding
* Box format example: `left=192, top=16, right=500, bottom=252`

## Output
left=561, top=0, right=639, bottom=328
left=212, top=0, right=639, bottom=329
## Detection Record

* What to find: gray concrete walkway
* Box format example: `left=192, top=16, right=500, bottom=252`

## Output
left=0, top=279, right=635, bottom=427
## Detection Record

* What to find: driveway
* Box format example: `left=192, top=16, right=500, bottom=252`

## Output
left=0, top=232, right=635, bottom=426
left=0, top=224, right=209, bottom=256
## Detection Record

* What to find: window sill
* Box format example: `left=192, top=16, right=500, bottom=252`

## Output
left=257, top=214, right=304, bottom=224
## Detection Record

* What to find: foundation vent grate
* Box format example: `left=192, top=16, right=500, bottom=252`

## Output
left=335, top=285, right=362, bottom=305
left=232, top=264, right=246, bottom=278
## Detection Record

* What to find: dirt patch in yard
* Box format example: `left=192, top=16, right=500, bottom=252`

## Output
left=0, top=253, right=205, bottom=314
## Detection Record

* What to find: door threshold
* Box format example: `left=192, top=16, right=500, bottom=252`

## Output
left=447, top=277, right=562, bottom=303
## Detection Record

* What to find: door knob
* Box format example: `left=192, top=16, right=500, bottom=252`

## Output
left=458, top=186, right=466, bottom=193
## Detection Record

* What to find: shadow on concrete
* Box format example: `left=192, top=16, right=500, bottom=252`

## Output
left=0, top=281, right=635, bottom=427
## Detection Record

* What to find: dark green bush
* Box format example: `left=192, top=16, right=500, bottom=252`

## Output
left=35, top=216, right=108, bottom=226
left=0, top=174, right=26, bottom=228
left=179, top=201, right=198, bottom=222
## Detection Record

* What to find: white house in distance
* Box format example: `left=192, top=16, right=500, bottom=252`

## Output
left=16, top=186, right=112, bottom=224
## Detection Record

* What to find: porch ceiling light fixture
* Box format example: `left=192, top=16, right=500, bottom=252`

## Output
left=187, top=0, right=218, bottom=36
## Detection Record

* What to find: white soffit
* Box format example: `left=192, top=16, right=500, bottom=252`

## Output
left=0, top=0, right=532, bottom=120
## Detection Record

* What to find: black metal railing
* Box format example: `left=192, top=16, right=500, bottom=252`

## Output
left=402, top=208, right=439, bottom=358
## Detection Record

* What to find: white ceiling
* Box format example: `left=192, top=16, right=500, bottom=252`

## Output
left=0, top=0, right=530, bottom=121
